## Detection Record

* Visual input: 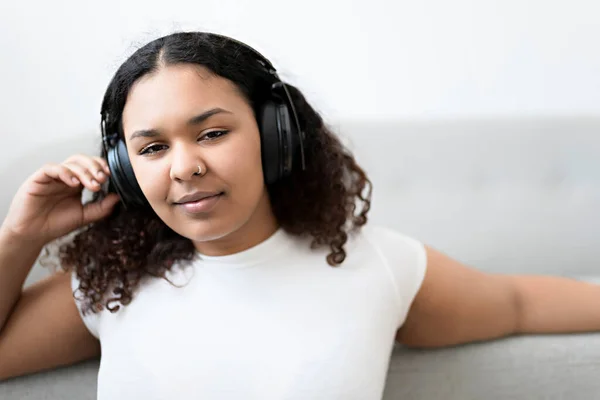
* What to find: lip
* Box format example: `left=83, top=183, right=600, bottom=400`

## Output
left=174, top=191, right=222, bottom=204
left=175, top=193, right=223, bottom=214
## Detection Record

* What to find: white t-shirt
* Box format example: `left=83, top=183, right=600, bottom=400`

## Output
left=71, top=224, right=427, bottom=400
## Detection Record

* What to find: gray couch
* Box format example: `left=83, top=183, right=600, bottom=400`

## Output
left=1, top=117, right=600, bottom=399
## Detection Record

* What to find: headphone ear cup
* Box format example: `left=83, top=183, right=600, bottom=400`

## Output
left=107, top=139, right=146, bottom=206
left=275, top=102, right=299, bottom=177
left=259, top=101, right=282, bottom=184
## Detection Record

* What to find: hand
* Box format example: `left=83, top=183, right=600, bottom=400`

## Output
left=2, top=154, right=120, bottom=245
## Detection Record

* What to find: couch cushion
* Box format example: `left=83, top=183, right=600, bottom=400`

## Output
left=3, top=330, right=600, bottom=400
left=385, top=332, right=600, bottom=399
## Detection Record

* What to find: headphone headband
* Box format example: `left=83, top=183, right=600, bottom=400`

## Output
left=208, top=33, right=279, bottom=76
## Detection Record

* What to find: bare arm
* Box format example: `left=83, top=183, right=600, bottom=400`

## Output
left=0, top=154, right=117, bottom=381
left=512, top=274, right=600, bottom=334
left=0, top=228, right=45, bottom=332
left=396, top=246, right=600, bottom=348
left=0, top=229, right=100, bottom=381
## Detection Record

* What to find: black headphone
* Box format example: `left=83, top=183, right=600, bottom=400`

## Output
left=101, top=32, right=307, bottom=208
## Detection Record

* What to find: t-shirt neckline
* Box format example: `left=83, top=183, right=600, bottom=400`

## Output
left=194, top=228, right=292, bottom=269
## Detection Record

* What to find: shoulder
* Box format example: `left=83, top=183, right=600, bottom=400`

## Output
left=355, top=224, right=428, bottom=297
left=356, top=224, right=427, bottom=268
left=360, top=224, right=424, bottom=249
left=70, top=270, right=102, bottom=339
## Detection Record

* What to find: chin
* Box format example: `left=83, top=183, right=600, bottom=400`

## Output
left=151, top=192, right=265, bottom=244
left=163, top=212, right=247, bottom=244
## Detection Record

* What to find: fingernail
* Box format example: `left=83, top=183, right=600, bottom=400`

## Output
left=72, top=177, right=80, bottom=184
left=97, top=171, right=105, bottom=179
left=91, top=179, right=99, bottom=186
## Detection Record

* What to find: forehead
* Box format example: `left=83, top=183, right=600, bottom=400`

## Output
left=121, top=64, right=245, bottom=130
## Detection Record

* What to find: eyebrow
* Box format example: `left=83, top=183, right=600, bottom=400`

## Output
left=129, top=107, right=232, bottom=141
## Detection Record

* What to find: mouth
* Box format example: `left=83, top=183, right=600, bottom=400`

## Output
left=174, top=192, right=224, bottom=214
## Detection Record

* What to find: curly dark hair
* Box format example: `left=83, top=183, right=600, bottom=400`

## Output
left=58, top=32, right=372, bottom=315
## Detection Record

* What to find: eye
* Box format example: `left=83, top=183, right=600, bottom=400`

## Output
left=139, top=143, right=168, bottom=155
left=200, top=130, right=229, bottom=141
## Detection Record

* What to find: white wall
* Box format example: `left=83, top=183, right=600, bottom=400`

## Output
left=1, top=0, right=600, bottom=169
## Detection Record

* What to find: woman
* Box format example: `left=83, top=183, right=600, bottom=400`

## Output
left=0, top=32, right=598, bottom=399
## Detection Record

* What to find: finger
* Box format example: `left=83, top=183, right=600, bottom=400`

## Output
left=93, top=156, right=111, bottom=175
left=65, top=154, right=109, bottom=182
left=82, top=193, right=120, bottom=224
left=34, top=163, right=82, bottom=187
left=63, top=162, right=102, bottom=191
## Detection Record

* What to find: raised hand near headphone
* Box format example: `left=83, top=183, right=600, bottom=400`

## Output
left=1, top=154, right=120, bottom=246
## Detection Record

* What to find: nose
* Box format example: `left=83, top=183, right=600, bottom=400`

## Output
left=169, top=143, right=204, bottom=181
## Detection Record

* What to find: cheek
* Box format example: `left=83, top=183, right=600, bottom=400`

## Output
left=131, top=160, right=171, bottom=201
left=215, top=132, right=264, bottom=195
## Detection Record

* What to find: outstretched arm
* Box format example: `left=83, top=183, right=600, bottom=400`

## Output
left=396, top=246, right=600, bottom=348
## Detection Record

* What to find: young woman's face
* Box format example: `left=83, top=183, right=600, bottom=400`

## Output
left=121, top=64, right=275, bottom=251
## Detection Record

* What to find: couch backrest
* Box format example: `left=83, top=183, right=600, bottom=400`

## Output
left=3, top=117, right=599, bottom=287
left=345, top=117, right=600, bottom=277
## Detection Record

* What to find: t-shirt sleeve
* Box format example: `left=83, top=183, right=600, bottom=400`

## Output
left=70, top=270, right=101, bottom=339
left=367, top=225, right=428, bottom=328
